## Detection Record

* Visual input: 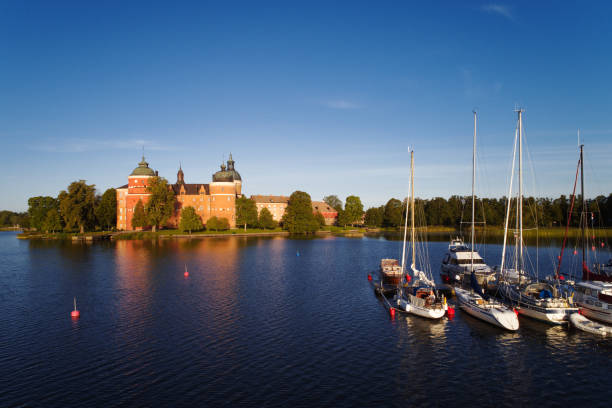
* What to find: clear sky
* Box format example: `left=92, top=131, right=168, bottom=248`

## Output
left=1, top=1, right=611, bottom=212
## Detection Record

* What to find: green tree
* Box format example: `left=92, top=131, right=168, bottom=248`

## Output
left=145, top=177, right=176, bottom=232
left=58, top=181, right=96, bottom=233
left=344, top=195, right=364, bottom=226
left=206, top=216, right=230, bottom=231
left=314, top=211, right=326, bottom=227
left=282, top=191, right=319, bottom=234
left=95, top=188, right=117, bottom=230
left=383, top=198, right=403, bottom=227
left=42, top=209, right=62, bottom=233
left=257, top=207, right=277, bottom=229
left=131, top=199, right=147, bottom=229
left=179, top=206, right=203, bottom=234
left=236, top=196, right=258, bottom=230
left=323, top=195, right=343, bottom=211
left=27, top=196, right=58, bottom=231
left=364, top=206, right=383, bottom=227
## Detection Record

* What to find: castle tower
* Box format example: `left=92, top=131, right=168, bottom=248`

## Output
left=116, top=156, right=156, bottom=230
left=209, top=155, right=242, bottom=228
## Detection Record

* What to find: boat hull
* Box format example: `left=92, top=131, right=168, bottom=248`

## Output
left=499, top=284, right=578, bottom=325
left=456, top=288, right=519, bottom=331
left=576, top=303, right=612, bottom=325
left=570, top=313, right=612, bottom=336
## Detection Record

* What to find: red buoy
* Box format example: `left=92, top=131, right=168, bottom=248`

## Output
left=446, top=307, right=455, bottom=318
left=405, top=275, right=412, bottom=283
left=602, top=242, right=605, bottom=248
left=559, top=275, right=565, bottom=281
left=184, top=264, right=189, bottom=278
left=574, top=250, right=577, bottom=255
left=367, top=274, right=372, bottom=281
left=513, top=308, right=519, bottom=316
left=71, top=297, right=80, bottom=319
left=592, top=246, right=596, bottom=251
left=389, top=308, right=395, bottom=318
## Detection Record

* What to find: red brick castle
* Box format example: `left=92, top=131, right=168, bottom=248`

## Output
left=116, top=155, right=242, bottom=230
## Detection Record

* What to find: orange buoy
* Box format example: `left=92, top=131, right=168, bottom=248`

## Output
left=389, top=308, right=395, bottom=318
left=367, top=274, right=372, bottom=281
left=184, top=264, right=189, bottom=278
left=71, top=297, right=80, bottom=319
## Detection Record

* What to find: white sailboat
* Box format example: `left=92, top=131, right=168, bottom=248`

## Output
left=394, top=149, right=447, bottom=319
left=454, top=111, right=519, bottom=331
left=497, top=109, right=578, bottom=324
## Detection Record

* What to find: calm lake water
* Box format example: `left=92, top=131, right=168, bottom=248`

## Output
left=0, top=231, right=610, bottom=407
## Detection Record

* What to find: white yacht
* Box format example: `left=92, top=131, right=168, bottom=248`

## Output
left=573, top=281, right=612, bottom=324
left=441, top=238, right=495, bottom=287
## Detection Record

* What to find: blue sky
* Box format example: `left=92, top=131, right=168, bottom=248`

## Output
left=1, top=1, right=611, bottom=211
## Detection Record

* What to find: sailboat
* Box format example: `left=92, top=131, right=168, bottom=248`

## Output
left=497, top=109, right=578, bottom=324
left=454, top=111, right=519, bottom=331
left=567, top=144, right=612, bottom=324
left=393, top=149, right=448, bottom=319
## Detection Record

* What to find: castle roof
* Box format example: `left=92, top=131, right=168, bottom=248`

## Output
left=251, top=195, right=290, bottom=204
left=130, top=156, right=156, bottom=176
left=213, top=153, right=241, bottom=182
left=312, top=201, right=337, bottom=214
left=171, top=183, right=210, bottom=195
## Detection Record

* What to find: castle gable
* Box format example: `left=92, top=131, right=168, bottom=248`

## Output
left=171, top=183, right=210, bottom=195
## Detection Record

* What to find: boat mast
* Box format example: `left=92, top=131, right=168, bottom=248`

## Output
left=499, top=126, right=518, bottom=277
left=411, top=150, right=416, bottom=271
left=580, top=141, right=586, bottom=277
left=400, top=150, right=411, bottom=274
left=517, top=108, right=524, bottom=276
left=471, top=111, right=476, bottom=274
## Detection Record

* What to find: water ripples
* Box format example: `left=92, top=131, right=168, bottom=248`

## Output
left=0, top=232, right=611, bottom=407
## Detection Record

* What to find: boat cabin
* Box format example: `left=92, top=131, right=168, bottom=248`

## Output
left=575, top=281, right=612, bottom=304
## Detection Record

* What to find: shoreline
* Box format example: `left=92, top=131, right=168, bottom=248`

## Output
left=13, top=226, right=612, bottom=241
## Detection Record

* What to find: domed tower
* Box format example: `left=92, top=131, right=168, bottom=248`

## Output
left=128, top=155, right=156, bottom=193
left=118, top=156, right=156, bottom=230
left=209, top=154, right=242, bottom=228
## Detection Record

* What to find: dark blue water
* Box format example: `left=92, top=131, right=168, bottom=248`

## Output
left=0, top=231, right=610, bottom=407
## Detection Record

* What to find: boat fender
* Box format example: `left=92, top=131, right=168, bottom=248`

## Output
left=389, top=308, right=395, bottom=318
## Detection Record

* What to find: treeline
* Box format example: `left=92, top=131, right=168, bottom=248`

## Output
left=0, top=211, right=29, bottom=228
left=26, top=181, right=117, bottom=233
left=361, top=194, right=612, bottom=228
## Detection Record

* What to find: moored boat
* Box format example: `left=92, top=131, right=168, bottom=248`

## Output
left=456, top=286, right=519, bottom=331
left=574, top=281, right=612, bottom=324
left=392, top=149, right=447, bottom=319
left=380, top=258, right=403, bottom=285
left=570, top=312, right=612, bottom=336
left=497, top=109, right=578, bottom=324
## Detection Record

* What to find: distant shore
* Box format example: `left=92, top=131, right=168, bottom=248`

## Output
left=14, top=226, right=612, bottom=241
